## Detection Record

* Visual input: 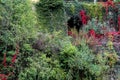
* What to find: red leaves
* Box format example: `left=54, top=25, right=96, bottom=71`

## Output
left=106, top=0, right=114, bottom=7
left=0, top=72, right=14, bottom=80
left=118, top=15, right=120, bottom=32
left=79, top=10, right=88, bottom=25
left=107, top=32, right=119, bottom=36
left=0, top=74, right=7, bottom=80
left=68, top=31, right=72, bottom=36
left=95, top=34, right=104, bottom=39
left=2, top=45, right=19, bottom=67
left=2, top=51, right=18, bottom=67
left=2, top=53, right=6, bottom=67
left=88, top=29, right=119, bottom=39
left=1, top=44, right=19, bottom=80
left=118, top=15, right=120, bottom=26
left=88, top=29, right=96, bottom=38
left=88, top=29, right=104, bottom=39
left=11, top=44, right=19, bottom=66
left=79, top=10, right=85, bottom=17
left=11, top=53, right=17, bottom=65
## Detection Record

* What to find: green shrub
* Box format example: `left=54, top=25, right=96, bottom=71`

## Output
left=0, top=0, right=38, bottom=60
left=19, top=33, right=111, bottom=80
left=18, top=53, right=66, bottom=80
left=82, top=3, right=104, bottom=21
left=0, top=0, right=38, bottom=79
left=67, top=40, right=109, bottom=80
left=64, top=1, right=83, bottom=16
left=36, top=0, right=65, bottom=32
left=0, top=0, right=37, bottom=46
left=18, top=33, right=73, bottom=80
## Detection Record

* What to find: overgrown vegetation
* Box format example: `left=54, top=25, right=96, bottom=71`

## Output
left=0, top=0, right=119, bottom=80
left=0, top=0, right=38, bottom=79
left=18, top=33, right=111, bottom=80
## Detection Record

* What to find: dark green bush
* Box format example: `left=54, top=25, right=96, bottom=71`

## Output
left=64, top=0, right=84, bottom=16
left=36, top=0, right=66, bottom=32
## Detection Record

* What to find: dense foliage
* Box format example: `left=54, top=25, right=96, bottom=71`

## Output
left=0, top=0, right=37, bottom=46
left=36, top=0, right=65, bottom=32
left=18, top=32, right=113, bottom=80
left=0, top=0, right=119, bottom=80
left=0, top=0, right=38, bottom=79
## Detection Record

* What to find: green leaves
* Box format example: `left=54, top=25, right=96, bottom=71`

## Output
left=18, top=33, right=111, bottom=80
left=115, top=0, right=120, bottom=2
left=61, top=43, right=77, bottom=55
left=19, top=53, right=66, bottom=80
left=0, top=0, right=37, bottom=45
left=36, top=0, right=65, bottom=32
left=67, top=41, right=109, bottom=79
left=82, top=3, right=103, bottom=21
left=0, top=0, right=38, bottom=79
left=23, top=44, right=33, bottom=52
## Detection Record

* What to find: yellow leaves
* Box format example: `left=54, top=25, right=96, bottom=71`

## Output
left=107, top=41, right=113, bottom=50
left=62, top=43, right=77, bottom=55
left=70, top=4, right=75, bottom=14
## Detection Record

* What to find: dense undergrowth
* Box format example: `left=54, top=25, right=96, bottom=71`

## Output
left=18, top=32, right=111, bottom=80
left=0, top=0, right=38, bottom=79
left=0, top=0, right=119, bottom=80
